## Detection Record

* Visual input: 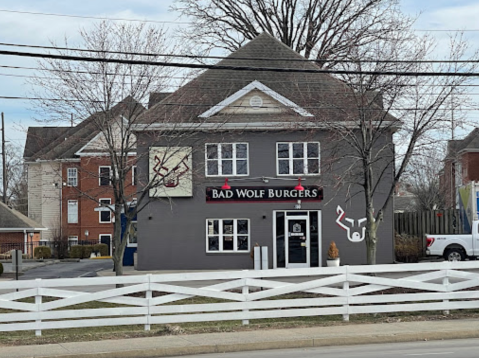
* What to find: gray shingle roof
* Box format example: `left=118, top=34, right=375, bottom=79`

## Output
left=25, top=97, right=145, bottom=161
left=445, top=128, right=479, bottom=160
left=23, top=127, right=70, bottom=160
left=138, top=33, right=393, bottom=125
left=0, top=201, right=45, bottom=230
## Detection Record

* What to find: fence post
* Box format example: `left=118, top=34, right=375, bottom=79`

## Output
left=342, top=266, right=350, bottom=322
left=35, top=278, right=42, bottom=336
left=443, top=273, right=450, bottom=315
left=242, top=280, right=249, bottom=325
left=145, top=274, right=152, bottom=331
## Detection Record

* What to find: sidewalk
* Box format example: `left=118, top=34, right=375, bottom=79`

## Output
left=2, top=319, right=479, bottom=358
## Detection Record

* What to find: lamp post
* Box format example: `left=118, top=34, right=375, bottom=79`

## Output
left=85, top=230, right=89, bottom=244
left=29, top=232, right=34, bottom=259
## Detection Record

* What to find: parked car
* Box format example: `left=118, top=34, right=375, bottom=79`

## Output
left=426, top=222, right=479, bottom=261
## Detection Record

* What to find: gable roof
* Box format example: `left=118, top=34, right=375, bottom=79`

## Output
left=25, top=97, right=145, bottom=161
left=23, top=127, right=70, bottom=160
left=198, top=80, right=314, bottom=118
left=445, top=128, right=479, bottom=160
left=137, top=32, right=391, bottom=126
left=0, top=201, right=46, bottom=231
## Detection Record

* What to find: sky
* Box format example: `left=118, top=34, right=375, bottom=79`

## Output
left=0, top=0, right=478, bottom=150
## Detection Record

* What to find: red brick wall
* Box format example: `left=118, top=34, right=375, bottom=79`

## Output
left=61, top=156, right=136, bottom=243
left=0, top=232, right=23, bottom=244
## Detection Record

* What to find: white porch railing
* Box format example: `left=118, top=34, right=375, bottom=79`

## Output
left=2, top=262, right=479, bottom=336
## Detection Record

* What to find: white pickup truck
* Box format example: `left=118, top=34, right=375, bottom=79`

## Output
left=426, top=222, right=479, bottom=261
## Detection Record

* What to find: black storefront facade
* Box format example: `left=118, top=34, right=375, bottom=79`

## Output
left=133, top=33, right=395, bottom=270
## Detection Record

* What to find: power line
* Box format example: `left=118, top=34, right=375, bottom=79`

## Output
left=2, top=72, right=479, bottom=97
left=0, top=41, right=478, bottom=64
left=1, top=48, right=479, bottom=77
left=2, top=8, right=479, bottom=33
left=0, top=8, right=190, bottom=25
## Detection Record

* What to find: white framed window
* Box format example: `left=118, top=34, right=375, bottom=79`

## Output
left=99, top=198, right=111, bottom=223
left=99, top=166, right=111, bottom=186
left=67, top=200, right=78, bottom=224
left=68, top=236, right=78, bottom=247
left=128, top=221, right=138, bottom=247
left=277, top=142, right=320, bottom=176
left=132, top=166, right=137, bottom=186
left=206, top=219, right=250, bottom=253
left=67, top=168, right=78, bottom=187
left=205, top=143, right=249, bottom=176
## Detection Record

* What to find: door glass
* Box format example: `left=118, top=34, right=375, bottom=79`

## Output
left=288, top=219, right=307, bottom=264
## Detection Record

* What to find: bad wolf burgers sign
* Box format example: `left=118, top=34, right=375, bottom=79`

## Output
left=206, top=186, right=323, bottom=202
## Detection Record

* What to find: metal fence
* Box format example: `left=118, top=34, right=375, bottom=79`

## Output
left=0, top=240, right=99, bottom=259
left=1, top=262, right=479, bottom=336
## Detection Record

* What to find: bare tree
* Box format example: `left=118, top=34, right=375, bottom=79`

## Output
left=403, top=147, right=446, bottom=211
left=321, top=32, right=478, bottom=264
left=172, top=0, right=414, bottom=66
left=29, top=21, right=195, bottom=275
left=0, top=143, right=27, bottom=214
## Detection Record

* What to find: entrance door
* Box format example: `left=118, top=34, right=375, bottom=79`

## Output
left=286, top=216, right=309, bottom=268
left=100, top=235, right=112, bottom=256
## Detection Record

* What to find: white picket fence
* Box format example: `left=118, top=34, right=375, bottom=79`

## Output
left=2, top=262, right=479, bottom=336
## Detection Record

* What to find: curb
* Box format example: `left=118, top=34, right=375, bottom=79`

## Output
left=32, top=329, right=479, bottom=358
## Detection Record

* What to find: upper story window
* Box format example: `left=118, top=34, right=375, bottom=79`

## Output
left=205, top=143, right=248, bottom=176
left=67, top=200, right=78, bottom=224
left=99, top=198, right=111, bottom=223
left=99, top=166, right=111, bottom=186
left=67, top=168, right=78, bottom=187
left=132, top=166, right=137, bottom=186
left=277, top=142, right=320, bottom=176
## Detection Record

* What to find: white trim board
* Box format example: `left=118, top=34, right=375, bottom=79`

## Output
left=198, top=80, right=314, bottom=118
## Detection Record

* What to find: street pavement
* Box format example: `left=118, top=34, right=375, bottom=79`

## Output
left=176, top=339, right=479, bottom=358
left=2, top=319, right=479, bottom=358
left=0, top=259, right=113, bottom=280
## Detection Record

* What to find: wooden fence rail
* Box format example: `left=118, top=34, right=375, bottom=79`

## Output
left=2, top=262, right=479, bottom=336
left=395, top=209, right=464, bottom=241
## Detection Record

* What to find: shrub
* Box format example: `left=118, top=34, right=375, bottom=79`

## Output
left=327, top=241, right=339, bottom=259
left=69, top=245, right=83, bottom=259
left=34, top=246, right=52, bottom=259
left=82, top=245, right=93, bottom=258
left=0, top=262, right=3, bottom=276
left=395, top=233, right=423, bottom=263
left=93, top=244, right=109, bottom=257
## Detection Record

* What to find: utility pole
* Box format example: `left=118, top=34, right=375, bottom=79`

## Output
left=1, top=112, right=6, bottom=204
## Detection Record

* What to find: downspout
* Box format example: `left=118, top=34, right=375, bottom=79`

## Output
left=23, top=229, right=27, bottom=255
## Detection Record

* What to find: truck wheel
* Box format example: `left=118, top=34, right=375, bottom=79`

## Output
left=444, top=248, right=465, bottom=261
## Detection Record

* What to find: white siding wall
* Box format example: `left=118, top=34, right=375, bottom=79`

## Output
left=220, top=90, right=284, bottom=115
left=41, top=162, right=62, bottom=240
left=27, top=162, right=62, bottom=241
left=27, top=163, right=42, bottom=225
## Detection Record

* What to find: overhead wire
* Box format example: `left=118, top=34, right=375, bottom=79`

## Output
left=0, top=48, right=478, bottom=77
left=1, top=8, right=479, bottom=33
left=0, top=41, right=478, bottom=64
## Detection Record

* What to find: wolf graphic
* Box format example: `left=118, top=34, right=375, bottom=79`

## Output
left=336, top=206, right=367, bottom=243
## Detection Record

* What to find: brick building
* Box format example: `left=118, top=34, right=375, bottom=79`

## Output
left=0, top=200, right=45, bottom=255
left=440, top=128, right=479, bottom=208
left=23, top=100, right=142, bottom=255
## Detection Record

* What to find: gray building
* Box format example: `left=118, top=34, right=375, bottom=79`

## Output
left=134, top=33, right=395, bottom=270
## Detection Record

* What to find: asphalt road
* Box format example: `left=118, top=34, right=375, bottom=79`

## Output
left=19, top=259, right=113, bottom=280
left=171, top=339, right=479, bottom=358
